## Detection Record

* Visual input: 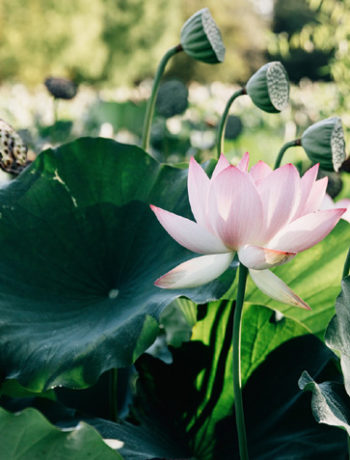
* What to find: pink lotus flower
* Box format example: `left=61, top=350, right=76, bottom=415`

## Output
left=151, top=153, right=346, bottom=309
left=321, top=194, right=350, bottom=223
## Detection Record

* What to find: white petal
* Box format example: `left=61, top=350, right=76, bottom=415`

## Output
left=155, top=253, right=235, bottom=289
left=208, top=166, right=264, bottom=248
left=211, top=154, right=231, bottom=180
left=188, top=157, right=210, bottom=227
left=267, top=208, right=345, bottom=253
left=237, top=152, right=249, bottom=172
left=320, top=193, right=335, bottom=210
left=150, top=205, right=228, bottom=254
left=238, top=245, right=295, bottom=269
left=249, top=268, right=311, bottom=310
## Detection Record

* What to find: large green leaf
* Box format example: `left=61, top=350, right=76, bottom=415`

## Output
left=0, top=407, right=122, bottom=460
left=0, top=138, right=232, bottom=391
left=299, top=371, right=350, bottom=436
left=88, top=335, right=346, bottom=459
left=325, top=277, right=350, bottom=395
left=244, top=220, right=350, bottom=337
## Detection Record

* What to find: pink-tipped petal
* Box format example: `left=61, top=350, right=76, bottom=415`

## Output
left=249, top=268, right=311, bottom=310
left=237, top=152, right=249, bottom=172
left=268, top=208, right=346, bottom=253
left=249, top=161, right=273, bottom=184
left=211, top=154, right=231, bottom=180
left=150, top=205, right=228, bottom=254
left=188, top=157, right=210, bottom=227
left=294, top=165, right=327, bottom=218
left=238, top=245, right=295, bottom=270
left=336, top=198, right=350, bottom=223
left=209, top=166, right=264, bottom=249
left=257, top=163, right=301, bottom=241
left=155, top=253, right=234, bottom=289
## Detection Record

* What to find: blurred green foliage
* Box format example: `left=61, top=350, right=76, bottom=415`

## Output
left=0, top=0, right=268, bottom=86
left=268, top=0, right=333, bottom=83
left=0, top=0, right=181, bottom=86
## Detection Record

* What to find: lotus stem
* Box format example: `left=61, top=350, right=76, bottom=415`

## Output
left=141, top=45, right=183, bottom=152
left=53, top=98, right=59, bottom=125
left=233, top=263, right=249, bottom=460
left=274, top=139, right=301, bottom=169
left=216, top=88, right=246, bottom=159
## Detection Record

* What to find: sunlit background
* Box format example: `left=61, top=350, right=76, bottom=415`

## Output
left=0, top=0, right=349, bottom=174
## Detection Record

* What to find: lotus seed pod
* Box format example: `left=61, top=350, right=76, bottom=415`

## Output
left=301, top=117, right=346, bottom=172
left=0, top=119, right=28, bottom=174
left=44, top=77, right=78, bottom=100
left=180, top=8, right=225, bottom=64
left=224, top=115, right=243, bottom=140
left=246, top=62, right=289, bottom=113
left=156, top=80, right=189, bottom=118
left=317, top=169, right=343, bottom=198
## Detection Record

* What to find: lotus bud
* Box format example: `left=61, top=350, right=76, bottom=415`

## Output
left=301, top=117, right=346, bottom=172
left=0, top=119, right=28, bottom=174
left=245, top=61, right=289, bottom=113
left=180, top=8, right=225, bottom=64
left=44, top=77, right=78, bottom=100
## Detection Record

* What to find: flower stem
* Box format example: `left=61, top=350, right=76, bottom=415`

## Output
left=233, top=263, right=249, bottom=460
left=274, top=139, right=301, bottom=169
left=216, top=88, right=246, bottom=159
left=141, top=45, right=183, bottom=152
left=342, top=248, right=350, bottom=280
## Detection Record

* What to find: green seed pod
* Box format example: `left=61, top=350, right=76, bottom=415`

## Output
left=0, top=119, right=28, bottom=174
left=301, top=117, right=346, bottom=172
left=156, top=80, right=189, bottom=118
left=245, top=62, right=289, bottom=113
left=180, top=8, right=225, bottom=64
left=44, top=77, right=78, bottom=100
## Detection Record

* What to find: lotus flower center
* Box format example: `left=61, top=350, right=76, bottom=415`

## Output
left=331, top=118, right=346, bottom=172
left=266, top=62, right=289, bottom=111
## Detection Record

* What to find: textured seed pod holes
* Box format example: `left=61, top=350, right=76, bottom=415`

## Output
left=0, top=119, right=28, bottom=174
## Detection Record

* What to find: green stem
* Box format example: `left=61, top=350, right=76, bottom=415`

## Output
left=53, top=98, right=59, bottom=125
left=141, top=44, right=182, bottom=152
left=233, top=263, right=249, bottom=460
left=109, top=368, right=118, bottom=421
left=342, top=248, right=350, bottom=280
left=274, top=139, right=301, bottom=169
left=216, top=88, right=246, bottom=159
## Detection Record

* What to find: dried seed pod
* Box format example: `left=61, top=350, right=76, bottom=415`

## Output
left=44, top=77, right=78, bottom=100
left=0, top=119, right=28, bottom=174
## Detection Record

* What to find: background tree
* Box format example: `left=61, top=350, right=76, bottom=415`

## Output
left=268, top=0, right=334, bottom=83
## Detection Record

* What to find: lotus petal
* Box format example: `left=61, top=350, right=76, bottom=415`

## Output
left=268, top=208, right=345, bottom=253
left=155, top=253, right=234, bottom=289
left=249, top=268, right=310, bottom=309
left=150, top=205, right=228, bottom=254
left=238, top=245, right=295, bottom=270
